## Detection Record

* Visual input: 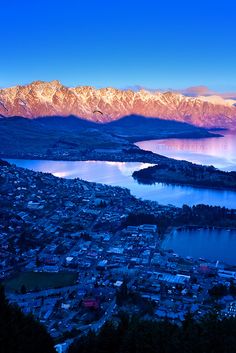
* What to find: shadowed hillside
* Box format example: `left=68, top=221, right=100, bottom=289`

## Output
left=69, top=314, right=236, bottom=353
left=0, top=115, right=219, bottom=160
left=0, top=286, right=55, bottom=353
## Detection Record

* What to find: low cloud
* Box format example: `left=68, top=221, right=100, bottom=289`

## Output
left=123, top=85, right=236, bottom=100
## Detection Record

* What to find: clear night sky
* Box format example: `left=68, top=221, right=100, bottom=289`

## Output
left=1, top=0, right=236, bottom=91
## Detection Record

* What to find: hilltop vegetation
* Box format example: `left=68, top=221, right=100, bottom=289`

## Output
left=124, top=204, right=236, bottom=233
left=133, top=160, right=236, bottom=191
left=69, top=314, right=236, bottom=353
left=0, top=286, right=55, bottom=353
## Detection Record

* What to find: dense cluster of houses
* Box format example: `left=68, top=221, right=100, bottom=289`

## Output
left=1, top=162, right=236, bottom=352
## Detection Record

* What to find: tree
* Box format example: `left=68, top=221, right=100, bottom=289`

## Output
left=68, top=314, right=236, bottom=353
left=0, top=285, right=56, bottom=353
left=36, top=255, right=41, bottom=267
left=208, top=284, right=228, bottom=298
left=116, top=281, right=128, bottom=305
left=20, top=284, right=27, bottom=294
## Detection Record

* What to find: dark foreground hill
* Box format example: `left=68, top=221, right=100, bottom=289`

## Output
left=69, top=314, right=236, bottom=353
left=0, top=286, right=55, bottom=353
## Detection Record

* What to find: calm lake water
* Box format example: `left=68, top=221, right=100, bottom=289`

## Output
left=162, top=228, right=236, bottom=265
left=6, top=158, right=236, bottom=209
left=6, top=130, right=236, bottom=209
left=6, top=131, right=236, bottom=265
left=5, top=132, right=236, bottom=264
left=136, top=130, right=236, bottom=171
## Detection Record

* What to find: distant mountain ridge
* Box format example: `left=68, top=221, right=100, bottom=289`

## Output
left=1, top=80, right=236, bottom=128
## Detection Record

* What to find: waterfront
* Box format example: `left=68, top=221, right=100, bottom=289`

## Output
left=2, top=153, right=236, bottom=342
left=6, top=159, right=236, bottom=208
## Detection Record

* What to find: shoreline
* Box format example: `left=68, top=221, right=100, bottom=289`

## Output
left=2, top=131, right=236, bottom=195
left=124, top=130, right=223, bottom=143
left=161, top=225, right=236, bottom=268
left=132, top=156, right=236, bottom=192
left=3, top=152, right=236, bottom=193
left=134, top=178, right=236, bottom=192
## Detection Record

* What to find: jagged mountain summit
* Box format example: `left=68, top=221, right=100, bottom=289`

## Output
left=1, top=80, right=236, bottom=128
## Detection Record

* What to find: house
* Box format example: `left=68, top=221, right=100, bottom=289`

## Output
left=139, top=224, right=157, bottom=233
left=218, top=270, right=236, bottom=280
left=83, top=298, right=100, bottom=309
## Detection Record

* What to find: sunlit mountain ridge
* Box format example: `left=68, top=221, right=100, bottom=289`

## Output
left=1, top=80, right=236, bottom=128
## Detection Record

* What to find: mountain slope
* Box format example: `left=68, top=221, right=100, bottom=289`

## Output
left=0, top=116, right=129, bottom=157
left=1, top=80, right=236, bottom=128
left=100, top=115, right=217, bottom=140
left=0, top=115, right=217, bottom=159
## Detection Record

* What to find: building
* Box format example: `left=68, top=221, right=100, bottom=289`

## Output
left=82, top=298, right=100, bottom=309
left=154, top=272, right=190, bottom=285
left=139, top=224, right=158, bottom=233
left=218, top=270, right=236, bottom=280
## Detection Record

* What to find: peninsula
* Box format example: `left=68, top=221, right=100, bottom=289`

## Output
left=133, top=160, right=236, bottom=191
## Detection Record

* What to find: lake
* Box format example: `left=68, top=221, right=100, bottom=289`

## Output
left=162, top=228, right=236, bottom=265
left=6, top=157, right=236, bottom=209
left=136, top=130, right=236, bottom=171
left=6, top=131, right=236, bottom=265
left=6, top=130, right=236, bottom=209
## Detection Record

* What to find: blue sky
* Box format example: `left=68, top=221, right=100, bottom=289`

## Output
left=1, top=0, right=236, bottom=91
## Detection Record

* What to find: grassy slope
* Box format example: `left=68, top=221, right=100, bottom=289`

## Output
left=4, top=271, right=77, bottom=292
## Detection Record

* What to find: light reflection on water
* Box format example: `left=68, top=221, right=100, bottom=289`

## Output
left=136, top=130, right=236, bottom=171
left=6, top=131, right=236, bottom=265
left=6, top=158, right=236, bottom=209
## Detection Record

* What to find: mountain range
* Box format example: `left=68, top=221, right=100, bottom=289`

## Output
left=1, top=80, right=236, bottom=128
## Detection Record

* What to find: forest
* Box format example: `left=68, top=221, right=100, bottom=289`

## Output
left=133, top=161, right=236, bottom=191
left=0, top=286, right=55, bottom=353
left=124, top=204, right=236, bottom=233
left=69, top=313, right=236, bottom=353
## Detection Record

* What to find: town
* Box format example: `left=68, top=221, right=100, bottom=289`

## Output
left=1, top=160, right=236, bottom=352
